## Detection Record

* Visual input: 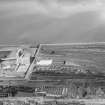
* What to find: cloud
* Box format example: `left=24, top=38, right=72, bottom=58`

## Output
left=35, top=0, right=104, bottom=18
left=30, top=0, right=104, bottom=18
left=96, top=0, right=105, bottom=23
left=0, top=0, right=104, bottom=18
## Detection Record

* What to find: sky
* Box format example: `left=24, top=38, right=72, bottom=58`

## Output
left=0, top=0, right=105, bottom=44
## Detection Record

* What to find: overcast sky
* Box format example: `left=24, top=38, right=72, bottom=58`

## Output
left=0, top=0, right=105, bottom=44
